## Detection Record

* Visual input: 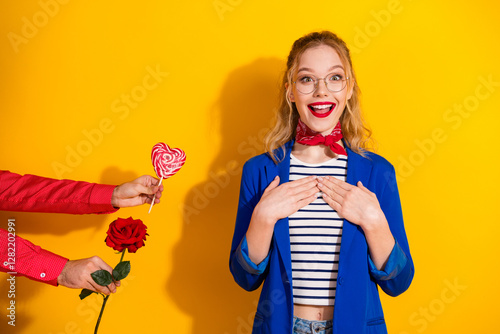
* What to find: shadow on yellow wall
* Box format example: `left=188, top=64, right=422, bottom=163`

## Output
left=0, top=167, right=138, bottom=333
left=167, top=57, right=286, bottom=333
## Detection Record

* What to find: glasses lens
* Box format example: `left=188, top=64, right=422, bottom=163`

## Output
left=295, top=77, right=315, bottom=94
left=326, top=75, right=347, bottom=92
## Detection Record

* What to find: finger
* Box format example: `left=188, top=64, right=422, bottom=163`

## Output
left=142, top=193, right=155, bottom=204
left=109, top=282, right=118, bottom=293
left=264, top=176, right=280, bottom=193
left=317, top=179, right=337, bottom=197
left=138, top=175, right=160, bottom=187
left=357, top=181, right=373, bottom=195
left=287, top=176, right=319, bottom=194
left=296, top=193, right=319, bottom=208
left=293, top=183, right=321, bottom=201
left=88, top=279, right=107, bottom=295
left=321, top=175, right=352, bottom=191
left=134, top=183, right=156, bottom=195
left=149, top=175, right=161, bottom=186
left=99, top=285, right=111, bottom=295
left=143, top=186, right=160, bottom=200
left=318, top=182, right=345, bottom=205
left=318, top=176, right=349, bottom=197
left=288, top=175, right=318, bottom=188
left=321, top=192, right=342, bottom=213
left=107, top=282, right=116, bottom=294
left=316, top=176, right=335, bottom=193
left=289, top=183, right=319, bottom=199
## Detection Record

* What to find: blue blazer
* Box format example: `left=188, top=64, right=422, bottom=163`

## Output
left=230, top=141, right=414, bottom=333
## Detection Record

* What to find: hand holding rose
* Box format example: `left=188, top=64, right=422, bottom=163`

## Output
left=58, top=256, right=120, bottom=294
left=79, top=217, right=148, bottom=334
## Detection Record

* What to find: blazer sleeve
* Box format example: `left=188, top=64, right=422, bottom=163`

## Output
left=229, top=160, right=270, bottom=291
left=0, top=170, right=118, bottom=214
left=368, top=164, right=414, bottom=297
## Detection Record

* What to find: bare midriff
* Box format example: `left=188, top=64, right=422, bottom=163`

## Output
left=294, top=304, right=334, bottom=321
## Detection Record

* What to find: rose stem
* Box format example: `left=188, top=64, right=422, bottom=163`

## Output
left=94, top=294, right=109, bottom=334
left=119, top=249, right=126, bottom=263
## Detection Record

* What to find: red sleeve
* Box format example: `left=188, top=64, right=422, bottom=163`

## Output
left=0, top=228, right=68, bottom=286
left=0, top=170, right=118, bottom=214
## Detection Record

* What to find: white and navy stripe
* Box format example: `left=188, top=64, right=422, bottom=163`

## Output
left=289, top=153, right=347, bottom=306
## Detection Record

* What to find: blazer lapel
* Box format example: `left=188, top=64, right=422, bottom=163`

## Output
left=271, top=142, right=294, bottom=282
left=340, top=146, right=374, bottom=256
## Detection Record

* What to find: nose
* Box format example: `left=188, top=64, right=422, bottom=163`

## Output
left=314, top=79, right=329, bottom=96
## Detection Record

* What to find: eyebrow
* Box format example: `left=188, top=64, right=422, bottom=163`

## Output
left=297, top=65, right=345, bottom=73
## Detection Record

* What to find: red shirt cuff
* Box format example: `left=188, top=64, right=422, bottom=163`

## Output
left=24, top=247, right=69, bottom=286
left=89, top=184, right=119, bottom=214
left=0, top=232, right=69, bottom=287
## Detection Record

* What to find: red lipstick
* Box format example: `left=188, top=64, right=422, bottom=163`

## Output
left=308, top=102, right=336, bottom=118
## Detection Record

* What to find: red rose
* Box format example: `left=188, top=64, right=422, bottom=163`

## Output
left=105, top=217, right=148, bottom=253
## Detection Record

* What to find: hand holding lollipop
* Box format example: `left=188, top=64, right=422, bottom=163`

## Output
left=149, top=142, right=186, bottom=213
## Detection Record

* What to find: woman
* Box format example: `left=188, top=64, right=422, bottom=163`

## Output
left=229, top=31, right=414, bottom=333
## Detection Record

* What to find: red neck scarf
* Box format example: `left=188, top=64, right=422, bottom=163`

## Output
left=295, top=119, right=347, bottom=156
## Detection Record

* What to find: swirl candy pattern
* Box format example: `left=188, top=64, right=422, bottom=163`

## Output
left=151, top=143, right=186, bottom=179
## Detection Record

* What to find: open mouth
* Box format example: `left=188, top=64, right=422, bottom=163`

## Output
left=307, top=102, right=336, bottom=118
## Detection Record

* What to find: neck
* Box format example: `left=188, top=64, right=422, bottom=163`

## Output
left=292, top=141, right=343, bottom=164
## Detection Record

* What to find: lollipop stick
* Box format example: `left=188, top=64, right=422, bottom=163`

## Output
left=148, top=176, right=163, bottom=214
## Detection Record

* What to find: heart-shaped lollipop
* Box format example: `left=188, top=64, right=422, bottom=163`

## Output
left=149, top=142, right=186, bottom=213
left=151, top=143, right=186, bottom=179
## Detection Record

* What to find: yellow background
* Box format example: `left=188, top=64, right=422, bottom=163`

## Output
left=1, top=0, right=499, bottom=333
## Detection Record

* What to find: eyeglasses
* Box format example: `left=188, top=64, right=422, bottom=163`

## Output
left=293, top=73, right=349, bottom=94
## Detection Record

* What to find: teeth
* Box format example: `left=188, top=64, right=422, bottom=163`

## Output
left=311, top=104, right=332, bottom=110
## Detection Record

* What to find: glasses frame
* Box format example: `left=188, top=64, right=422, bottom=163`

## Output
left=293, top=73, right=350, bottom=95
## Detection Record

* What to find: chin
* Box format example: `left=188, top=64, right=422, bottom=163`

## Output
left=308, top=117, right=339, bottom=134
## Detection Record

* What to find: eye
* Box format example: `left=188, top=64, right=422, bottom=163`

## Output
left=298, top=76, right=314, bottom=83
left=328, top=74, right=343, bottom=81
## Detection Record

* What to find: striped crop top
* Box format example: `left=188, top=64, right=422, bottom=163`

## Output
left=288, top=153, right=348, bottom=306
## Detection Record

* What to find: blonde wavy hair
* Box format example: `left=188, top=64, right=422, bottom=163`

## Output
left=265, top=31, right=374, bottom=163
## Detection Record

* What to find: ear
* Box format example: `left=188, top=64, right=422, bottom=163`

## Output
left=285, top=82, right=295, bottom=102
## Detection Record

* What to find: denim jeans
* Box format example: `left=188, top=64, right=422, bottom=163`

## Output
left=292, top=316, right=333, bottom=334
